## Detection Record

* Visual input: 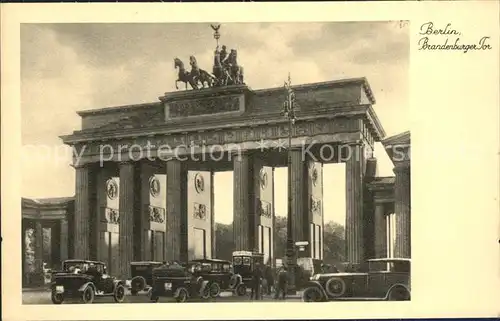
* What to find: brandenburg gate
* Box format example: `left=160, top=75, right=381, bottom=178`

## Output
left=60, top=25, right=409, bottom=280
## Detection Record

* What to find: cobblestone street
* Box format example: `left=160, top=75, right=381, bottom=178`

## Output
left=22, top=289, right=303, bottom=304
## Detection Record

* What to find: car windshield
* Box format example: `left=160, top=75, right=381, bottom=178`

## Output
left=64, top=262, right=89, bottom=273
left=201, top=263, right=212, bottom=272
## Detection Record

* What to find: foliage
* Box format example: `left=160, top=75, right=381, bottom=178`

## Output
left=215, top=216, right=345, bottom=264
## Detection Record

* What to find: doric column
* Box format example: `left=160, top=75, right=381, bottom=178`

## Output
left=345, top=142, right=365, bottom=265
left=210, top=171, right=216, bottom=258
left=60, top=218, right=69, bottom=264
left=119, top=161, right=136, bottom=279
left=233, top=151, right=254, bottom=251
left=166, top=159, right=188, bottom=262
left=74, top=164, right=90, bottom=259
left=290, top=148, right=306, bottom=243
left=394, top=163, right=411, bottom=258
left=34, top=220, right=44, bottom=285
left=374, top=202, right=387, bottom=258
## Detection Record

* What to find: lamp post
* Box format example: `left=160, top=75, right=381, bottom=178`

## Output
left=282, top=73, right=297, bottom=293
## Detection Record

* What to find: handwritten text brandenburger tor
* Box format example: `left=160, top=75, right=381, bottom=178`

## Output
left=418, top=22, right=492, bottom=53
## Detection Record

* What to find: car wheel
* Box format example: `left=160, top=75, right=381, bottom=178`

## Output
left=209, top=282, right=221, bottom=298
left=113, top=284, right=126, bottom=303
left=302, top=287, right=323, bottom=302
left=51, top=292, right=64, bottom=304
left=149, top=289, right=159, bottom=303
left=229, top=275, right=239, bottom=288
left=235, top=284, right=246, bottom=296
left=81, top=286, right=95, bottom=304
left=200, top=282, right=211, bottom=299
left=388, top=286, right=410, bottom=301
left=325, top=277, right=346, bottom=298
left=175, top=288, right=189, bottom=303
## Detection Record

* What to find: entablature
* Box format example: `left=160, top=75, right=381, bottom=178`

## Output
left=61, top=78, right=386, bottom=147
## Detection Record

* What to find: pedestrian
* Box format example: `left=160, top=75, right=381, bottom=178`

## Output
left=265, top=264, right=274, bottom=295
left=275, top=266, right=288, bottom=300
left=250, top=262, right=262, bottom=300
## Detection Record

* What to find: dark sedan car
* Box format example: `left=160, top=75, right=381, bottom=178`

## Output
left=187, top=258, right=233, bottom=298
left=125, top=261, right=163, bottom=295
left=50, top=259, right=126, bottom=304
left=149, top=262, right=210, bottom=303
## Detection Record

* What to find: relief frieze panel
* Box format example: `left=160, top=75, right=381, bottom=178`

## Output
left=148, top=205, right=166, bottom=224
left=102, top=207, right=120, bottom=224
left=310, top=197, right=322, bottom=216
left=193, top=203, right=207, bottom=220
left=257, top=199, right=272, bottom=218
left=168, top=95, right=241, bottom=118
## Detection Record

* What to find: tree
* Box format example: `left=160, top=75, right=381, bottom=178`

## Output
left=214, top=217, right=345, bottom=264
left=214, top=222, right=233, bottom=261
left=322, top=221, right=346, bottom=265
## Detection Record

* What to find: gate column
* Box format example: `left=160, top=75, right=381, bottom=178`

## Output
left=345, top=142, right=365, bottom=265
left=373, top=202, right=387, bottom=258
left=34, top=219, right=44, bottom=286
left=60, top=218, right=69, bottom=263
left=233, top=151, right=255, bottom=251
left=118, top=161, right=136, bottom=279
left=394, top=163, right=411, bottom=258
left=166, top=159, right=188, bottom=262
left=74, top=164, right=92, bottom=259
left=290, top=148, right=306, bottom=246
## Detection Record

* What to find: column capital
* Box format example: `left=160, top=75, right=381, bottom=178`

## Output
left=230, top=149, right=252, bottom=156
left=393, top=161, right=410, bottom=174
left=118, top=160, right=136, bottom=166
left=71, top=162, right=91, bottom=169
left=344, top=140, right=364, bottom=147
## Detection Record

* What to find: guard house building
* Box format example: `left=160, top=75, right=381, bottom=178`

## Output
left=22, top=78, right=411, bottom=286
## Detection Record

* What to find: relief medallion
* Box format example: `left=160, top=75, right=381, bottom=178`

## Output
left=194, top=172, right=205, bottom=194
left=105, top=178, right=118, bottom=200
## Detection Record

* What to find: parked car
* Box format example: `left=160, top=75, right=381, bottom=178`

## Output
left=302, top=258, right=411, bottom=302
left=50, top=259, right=126, bottom=304
left=149, top=262, right=210, bottom=303
left=125, top=261, right=163, bottom=295
left=230, top=250, right=264, bottom=296
left=187, top=258, right=233, bottom=298
left=295, top=257, right=323, bottom=289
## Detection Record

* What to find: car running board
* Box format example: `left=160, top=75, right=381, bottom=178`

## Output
left=333, top=297, right=384, bottom=301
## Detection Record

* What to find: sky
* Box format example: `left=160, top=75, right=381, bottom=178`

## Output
left=21, top=22, right=409, bottom=225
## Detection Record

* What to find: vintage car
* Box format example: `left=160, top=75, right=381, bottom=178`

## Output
left=230, top=250, right=264, bottom=296
left=295, top=257, right=323, bottom=289
left=50, top=259, right=126, bottom=304
left=125, top=261, right=163, bottom=295
left=302, top=258, right=411, bottom=302
left=149, top=262, right=211, bottom=303
left=187, top=258, right=233, bottom=298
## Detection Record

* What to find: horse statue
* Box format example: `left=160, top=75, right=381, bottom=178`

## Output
left=213, top=46, right=232, bottom=87
left=226, top=49, right=245, bottom=85
left=189, top=56, right=216, bottom=89
left=174, top=57, right=198, bottom=90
